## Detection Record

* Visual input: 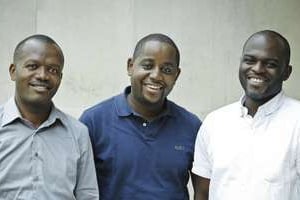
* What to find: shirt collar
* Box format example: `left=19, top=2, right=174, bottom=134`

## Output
left=240, top=90, right=285, bottom=117
left=115, top=86, right=173, bottom=118
left=1, top=97, right=21, bottom=127
left=1, top=97, right=65, bottom=128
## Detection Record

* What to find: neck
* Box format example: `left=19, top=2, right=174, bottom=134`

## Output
left=244, top=99, right=259, bottom=117
left=244, top=92, right=279, bottom=117
left=127, top=94, right=165, bottom=121
left=15, top=98, right=52, bottom=128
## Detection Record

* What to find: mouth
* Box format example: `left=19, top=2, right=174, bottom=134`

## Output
left=247, top=76, right=268, bottom=85
left=143, top=82, right=164, bottom=96
left=145, top=83, right=162, bottom=90
left=29, top=82, right=50, bottom=92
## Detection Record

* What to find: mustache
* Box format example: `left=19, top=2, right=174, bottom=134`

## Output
left=29, top=81, right=50, bottom=88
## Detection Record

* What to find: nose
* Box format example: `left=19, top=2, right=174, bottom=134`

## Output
left=36, top=66, right=49, bottom=80
left=251, top=61, right=265, bottom=73
left=149, top=66, right=163, bottom=80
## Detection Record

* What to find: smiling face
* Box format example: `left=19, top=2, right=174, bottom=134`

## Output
left=127, top=40, right=180, bottom=111
left=10, top=39, right=64, bottom=110
left=239, top=33, right=291, bottom=106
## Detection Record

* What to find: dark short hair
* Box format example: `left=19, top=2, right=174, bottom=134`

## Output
left=13, top=34, right=64, bottom=65
left=133, top=33, right=180, bottom=67
left=243, top=30, right=290, bottom=65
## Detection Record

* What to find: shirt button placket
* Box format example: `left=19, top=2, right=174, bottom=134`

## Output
left=32, top=130, right=39, bottom=199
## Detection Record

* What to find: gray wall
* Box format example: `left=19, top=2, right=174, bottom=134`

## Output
left=1, top=0, right=299, bottom=198
left=1, top=0, right=299, bottom=118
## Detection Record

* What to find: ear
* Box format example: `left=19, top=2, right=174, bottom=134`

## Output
left=127, top=58, right=134, bottom=76
left=283, top=65, right=292, bottom=81
left=9, top=64, right=16, bottom=81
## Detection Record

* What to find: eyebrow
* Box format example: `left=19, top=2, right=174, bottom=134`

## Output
left=243, top=54, right=280, bottom=62
left=23, top=59, right=39, bottom=64
left=162, top=62, right=177, bottom=67
left=140, top=58, right=153, bottom=62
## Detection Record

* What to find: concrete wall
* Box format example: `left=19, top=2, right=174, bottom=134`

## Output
left=1, top=0, right=299, bottom=198
left=1, top=0, right=299, bottom=119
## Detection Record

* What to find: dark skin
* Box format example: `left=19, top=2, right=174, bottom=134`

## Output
left=9, top=38, right=63, bottom=127
left=192, top=174, right=210, bottom=200
left=192, top=32, right=292, bottom=200
left=239, top=33, right=292, bottom=116
left=127, top=40, right=180, bottom=121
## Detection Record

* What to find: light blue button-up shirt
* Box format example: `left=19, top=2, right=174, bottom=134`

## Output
left=0, top=98, right=99, bottom=200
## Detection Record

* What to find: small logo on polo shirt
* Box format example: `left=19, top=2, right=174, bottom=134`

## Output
left=174, top=145, right=185, bottom=151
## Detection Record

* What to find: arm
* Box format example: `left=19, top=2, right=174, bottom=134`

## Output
left=192, top=118, right=211, bottom=200
left=192, top=173, right=210, bottom=200
left=74, top=126, right=99, bottom=200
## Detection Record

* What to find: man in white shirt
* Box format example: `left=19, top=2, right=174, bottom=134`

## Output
left=192, top=30, right=300, bottom=200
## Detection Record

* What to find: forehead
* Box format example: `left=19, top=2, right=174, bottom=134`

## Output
left=243, top=34, right=285, bottom=60
left=18, top=39, right=63, bottom=64
left=138, top=40, right=177, bottom=60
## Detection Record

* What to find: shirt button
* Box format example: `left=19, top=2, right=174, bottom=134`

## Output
left=35, top=152, right=38, bottom=157
left=142, top=122, right=147, bottom=127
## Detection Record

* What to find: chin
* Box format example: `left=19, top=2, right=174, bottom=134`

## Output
left=246, top=91, right=272, bottom=102
left=143, top=97, right=164, bottom=106
left=29, top=98, right=52, bottom=106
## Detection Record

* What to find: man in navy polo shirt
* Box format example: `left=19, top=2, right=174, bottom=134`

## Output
left=80, top=33, right=201, bottom=199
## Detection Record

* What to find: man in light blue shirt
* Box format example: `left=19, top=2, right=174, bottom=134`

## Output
left=0, top=34, right=98, bottom=199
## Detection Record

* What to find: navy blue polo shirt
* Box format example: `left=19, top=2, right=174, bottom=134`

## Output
left=80, top=87, right=201, bottom=200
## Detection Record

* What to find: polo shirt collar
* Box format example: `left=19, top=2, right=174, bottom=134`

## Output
left=115, top=86, right=173, bottom=118
left=240, top=90, right=285, bottom=117
left=1, top=97, right=65, bottom=128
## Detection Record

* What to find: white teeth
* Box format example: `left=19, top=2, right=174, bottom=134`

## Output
left=147, top=84, right=161, bottom=90
left=33, top=85, right=48, bottom=91
left=250, top=77, right=264, bottom=83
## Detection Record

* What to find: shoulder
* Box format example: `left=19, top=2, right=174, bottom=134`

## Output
left=283, top=96, right=300, bottom=110
left=206, top=101, right=239, bottom=121
left=79, top=94, right=122, bottom=138
left=56, top=108, right=89, bottom=135
left=168, top=100, right=201, bottom=128
left=82, top=96, right=116, bottom=116
left=200, top=101, right=240, bottom=132
left=80, top=94, right=121, bottom=123
left=279, top=96, right=300, bottom=124
left=55, top=108, right=92, bottom=150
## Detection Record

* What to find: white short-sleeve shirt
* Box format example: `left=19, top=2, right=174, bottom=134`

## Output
left=192, top=91, right=300, bottom=200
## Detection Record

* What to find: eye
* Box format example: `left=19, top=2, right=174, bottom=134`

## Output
left=26, top=64, right=38, bottom=70
left=265, top=62, right=278, bottom=68
left=161, top=65, right=176, bottom=75
left=242, top=57, right=256, bottom=65
left=141, top=63, right=153, bottom=70
left=48, top=66, right=60, bottom=75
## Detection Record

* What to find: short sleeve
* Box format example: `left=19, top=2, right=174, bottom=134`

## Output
left=192, top=119, right=212, bottom=179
